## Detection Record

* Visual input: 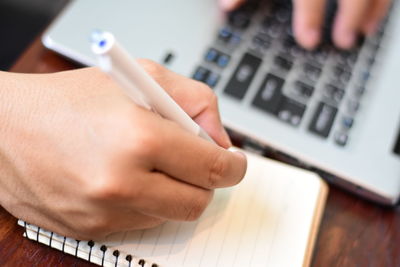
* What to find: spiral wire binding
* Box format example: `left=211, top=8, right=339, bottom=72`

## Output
left=113, top=250, right=120, bottom=267
left=100, top=245, right=107, bottom=266
left=88, top=240, right=95, bottom=261
left=75, top=240, right=81, bottom=257
left=125, top=254, right=132, bottom=267
left=49, top=231, right=54, bottom=247
left=22, top=221, right=159, bottom=267
left=24, top=221, right=28, bottom=239
left=62, top=236, right=67, bottom=252
left=36, top=227, right=40, bottom=242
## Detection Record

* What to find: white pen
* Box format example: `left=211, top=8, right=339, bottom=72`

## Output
left=90, top=31, right=215, bottom=143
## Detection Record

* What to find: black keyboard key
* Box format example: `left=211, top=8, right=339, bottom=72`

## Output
left=293, top=81, right=314, bottom=98
left=283, top=36, right=296, bottom=50
left=252, top=33, right=272, bottom=51
left=309, top=102, right=338, bottom=138
left=266, top=21, right=283, bottom=38
left=229, top=11, right=251, bottom=29
left=337, top=50, right=359, bottom=66
left=283, top=37, right=303, bottom=57
left=277, top=97, right=306, bottom=126
left=252, top=73, right=284, bottom=114
left=304, top=63, right=321, bottom=82
left=333, top=66, right=352, bottom=84
left=261, top=16, right=275, bottom=30
left=275, top=8, right=291, bottom=24
left=224, top=53, right=262, bottom=100
left=307, top=47, right=329, bottom=64
left=274, top=55, right=293, bottom=71
left=340, top=71, right=352, bottom=84
left=323, top=84, right=345, bottom=104
left=192, top=66, right=210, bottom=82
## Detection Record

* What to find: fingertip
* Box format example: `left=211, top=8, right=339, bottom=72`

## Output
left=295, top=28, right=321, bottom=50
left=219, top=127, right=232, bottom=149
left=219, top=0, right=243, bottom=11
left=293, top=12, right=321, bottom=50
left=194, top=109, right=231, bottom=148
left=333, top=28, right=356, bottom=50
left=231, top=150, right=248, bottom=183
left=198, top=123, right=231, bottom=148
left=233, top=150, right=247, bottom=163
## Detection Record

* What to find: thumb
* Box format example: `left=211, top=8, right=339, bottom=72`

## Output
left=219, top=0, right=246, bottom=11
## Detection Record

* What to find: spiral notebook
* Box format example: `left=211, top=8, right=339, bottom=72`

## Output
left=18, top=150, right=328, bottom=267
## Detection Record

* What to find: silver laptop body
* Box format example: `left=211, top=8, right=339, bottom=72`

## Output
left=42, top=0, right=400, bottom=204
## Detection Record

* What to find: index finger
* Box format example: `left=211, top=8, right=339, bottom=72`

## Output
left=332, top=0, right=370, bottom=49
left=137, top=59, right=231, bottom=148
left=293, top=0, right=327, bottom=49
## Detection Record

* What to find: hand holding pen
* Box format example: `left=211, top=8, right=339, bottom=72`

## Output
left=91, top=31, right=217, bottom=144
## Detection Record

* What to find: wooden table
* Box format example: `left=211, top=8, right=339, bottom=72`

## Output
left=1, top=37, right=400, bottom=267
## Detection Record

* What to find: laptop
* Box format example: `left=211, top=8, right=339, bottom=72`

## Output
left=42, top=0, right=400, bottom=205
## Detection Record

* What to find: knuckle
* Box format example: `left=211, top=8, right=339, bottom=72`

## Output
left=207, top=152, right=228, bottom=188
left=184, top=190, right=213, bottom=221
left=207, top=91, right=219, bottom=109
left=117, top=107, right=162, bottom=160
left=207, top=89, right=218, bottom=104
left=130, top=127, right=161, bottom=159
left=87, top=176, right=119, bottom=200
left=194, top=83, right=219, bottom=114
left=198, top=82, right=218, bottom=103
left=87, top=173, right=141, bottom=202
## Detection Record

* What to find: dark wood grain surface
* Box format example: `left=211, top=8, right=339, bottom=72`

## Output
left=1, top=38, right=400, bottom=267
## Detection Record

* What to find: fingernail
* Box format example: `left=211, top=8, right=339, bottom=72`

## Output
left=233, top=150, right=247, bottom=161
left=301, top=28, right=320, bottom=50
left=337, top=30, right=356, bottom=49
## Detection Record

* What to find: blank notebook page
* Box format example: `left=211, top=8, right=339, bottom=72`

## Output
left=101, top=151, right=326, bottom=267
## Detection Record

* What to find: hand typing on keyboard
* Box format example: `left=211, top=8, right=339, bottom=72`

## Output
left=220, top=0, right=390, bottom=49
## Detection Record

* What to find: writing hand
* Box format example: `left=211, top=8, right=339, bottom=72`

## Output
left=0, top=63, right=247, bottom=240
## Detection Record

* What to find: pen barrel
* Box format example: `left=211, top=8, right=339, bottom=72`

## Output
left=92, top=32, right=216, bottom=143
left=101, top=40, right=203, bottom=137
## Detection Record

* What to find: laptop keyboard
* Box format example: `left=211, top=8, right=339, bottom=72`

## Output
left=192, top=0, right=388, bottom=147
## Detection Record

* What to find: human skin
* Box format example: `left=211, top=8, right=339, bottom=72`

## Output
left=219, top=0, right=391, bottom=50
left=0, top=60, right=247, bottom=240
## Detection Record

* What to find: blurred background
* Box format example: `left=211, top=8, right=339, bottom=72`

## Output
left=0, top=0, right=69, bottom=70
